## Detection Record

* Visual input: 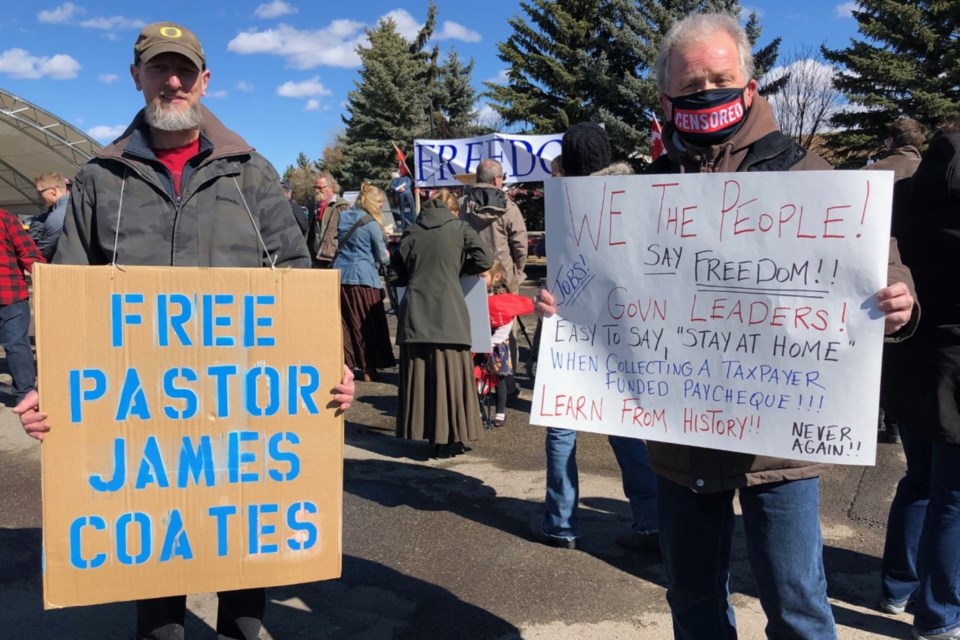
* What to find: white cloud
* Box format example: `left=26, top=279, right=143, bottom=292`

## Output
left=276, top=76, right=331, bottom=98
left=0, top=48, right=80, bottom=79
left=486, top=69, right=509, bottom=85
left=741, top=5, right=763, bottom=19
left=303, top=99, right=320, bottom=111
left=87, top=124, right=126, bottom=141
left=383, top=11, right=480, bottom=43
left=227, top=11, right=481, bottom=71
left=435, top=21, right=481, bottom=43
left=228, top=21, right=365, bottom=69
left=474, top=102, right=497, bottom=123
left=207, top=89, right=228, bottom=98
left=98, top=72, right=119, bottom=83
left=835, top=2, right=859, bottom=18
left=236, top=80, right=254, bottom=92
left=79, top=16, right=146, bottom=30
left=255, top=1, right=297, bottom=19
left=383, top=9, right=421, bottom=40
left=37, top=2, right=82, bottom=24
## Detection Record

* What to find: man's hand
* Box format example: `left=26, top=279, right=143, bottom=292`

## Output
left=535, top=288, right=556, bottom=319
left=878, top=282, right=914, bottom=335
left=333, top=364, right=355, bottom=413
left=13, top=389, right=50, bottom=442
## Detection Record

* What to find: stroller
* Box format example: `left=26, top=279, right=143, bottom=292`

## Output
left=473, top=354, right=500, bottom=429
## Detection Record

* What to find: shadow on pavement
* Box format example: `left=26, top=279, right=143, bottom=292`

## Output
left=268, top=555, right=522, bottom=640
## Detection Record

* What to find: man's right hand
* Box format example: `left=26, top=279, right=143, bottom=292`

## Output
left=13, top=389, right=50, bottom=441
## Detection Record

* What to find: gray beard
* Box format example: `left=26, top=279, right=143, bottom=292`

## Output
left=144, top=102, right=203, bottom=132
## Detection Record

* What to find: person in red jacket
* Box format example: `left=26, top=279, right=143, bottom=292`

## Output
left=482, top=260, right=533, bottom=427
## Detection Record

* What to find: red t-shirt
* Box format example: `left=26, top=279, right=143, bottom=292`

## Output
left=154, top=139, right=201, bottom=197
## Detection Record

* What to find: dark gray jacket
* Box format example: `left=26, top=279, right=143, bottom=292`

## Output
left=56, top=104, right=309, bottom=268
left=393, top=198, right=492, bottom=346
left=35, top=194, right=68, bottom=262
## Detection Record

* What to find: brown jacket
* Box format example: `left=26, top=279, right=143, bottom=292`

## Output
left=306, top=195, right=350, bottom=267
left=460, top=183, right=527, bottom=290
left=865, top=145, right=922, bottom=184
left=645, top=95, right=916, bottom=492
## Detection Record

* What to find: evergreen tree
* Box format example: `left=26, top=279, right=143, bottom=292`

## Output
left=484, top=0, right=606, bottom=136
left=485, top=1, right=778, bottom=161
left=747, top=10, right=786, bottom=96
left=338, top=16, right=432, bottom=189
left=435, top=48, right=479, bottom=138
left=822, top=0, right=960, bottom=159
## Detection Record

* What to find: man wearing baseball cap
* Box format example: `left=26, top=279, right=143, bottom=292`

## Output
left=14, top=20, right=356, bottom=640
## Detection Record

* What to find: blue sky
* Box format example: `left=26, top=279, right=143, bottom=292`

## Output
left=0, top=1, right=865, bottom=173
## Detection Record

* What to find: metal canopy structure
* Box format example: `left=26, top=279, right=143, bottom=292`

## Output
left=0, top=87, right=102, bottom=217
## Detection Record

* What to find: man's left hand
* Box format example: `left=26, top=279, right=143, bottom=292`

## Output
left=877, top=282, right=914, bottom=335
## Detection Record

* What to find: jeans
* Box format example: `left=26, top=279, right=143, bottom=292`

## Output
left=657, top=476, right=835, bottom=640
left=0, top=299, right=36, bottom=402
left=881, top=422, right=930, bottom=606
left=914, top=441, right=960, bottom=636
left=397, top=190, right=417, bottom=228
left=136, top=588, right=265, bottom=640
left=542, top=428, right=658, bottom=540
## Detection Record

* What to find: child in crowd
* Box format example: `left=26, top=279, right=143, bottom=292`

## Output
left=482, top=261, right=533, bottom=427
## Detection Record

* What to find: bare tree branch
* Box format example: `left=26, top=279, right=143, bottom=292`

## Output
left=763, top=45, right=845, bottom=150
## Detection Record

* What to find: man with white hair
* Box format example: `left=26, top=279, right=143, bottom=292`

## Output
left=538, top=12, right=917, bottom=639
left=643, top=13, right=917, bottom=638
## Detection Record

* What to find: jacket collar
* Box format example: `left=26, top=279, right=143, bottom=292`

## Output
left=98, top=104, right=253, bottom=162
left=662, top=94, right=780, bottom=171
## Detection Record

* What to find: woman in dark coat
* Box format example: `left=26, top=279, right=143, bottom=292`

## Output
left=393, top=196, right=493, bottom=457
left=880, top=120, right=960, bottom=639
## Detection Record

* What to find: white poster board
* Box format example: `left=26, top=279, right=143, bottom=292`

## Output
left=397, top=276, right=492, bottom=353
left=530, top=170, right=894, bottom=466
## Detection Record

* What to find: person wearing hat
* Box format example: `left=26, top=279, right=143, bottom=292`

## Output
left=534, top=123, right=660, bottom=554
left=13, top=20, right=355, bottom=640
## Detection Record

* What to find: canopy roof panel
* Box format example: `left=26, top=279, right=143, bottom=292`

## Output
left=0, top=88, right=102, bottom=217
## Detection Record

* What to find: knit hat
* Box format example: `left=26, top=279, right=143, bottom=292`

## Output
left=561, top=122, right=611, bottom=177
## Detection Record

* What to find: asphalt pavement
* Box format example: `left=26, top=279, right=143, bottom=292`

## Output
left=0, top=270, right=914, bottom=640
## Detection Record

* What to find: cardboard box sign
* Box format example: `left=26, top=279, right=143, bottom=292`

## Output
left=34, top=265, right=344, bottom=609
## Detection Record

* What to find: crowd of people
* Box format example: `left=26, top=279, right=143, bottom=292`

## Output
left=2, top=11, right=959, bottom=640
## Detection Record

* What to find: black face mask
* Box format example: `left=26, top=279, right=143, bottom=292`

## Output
left=668, top=87, right=748, bottom=147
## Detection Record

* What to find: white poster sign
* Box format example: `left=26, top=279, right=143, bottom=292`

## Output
left=531, top=170, right=894, bottom=465
left=397, top=277, right=492, bottom=353
left=415, top=133, right=562, bottom=187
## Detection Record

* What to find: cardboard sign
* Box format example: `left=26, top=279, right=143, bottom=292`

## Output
left=35, top=265, right=344, bottom=608
left=415, top=132, right=562, bottom=186
left=531, top=170, right=894, bottom=466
